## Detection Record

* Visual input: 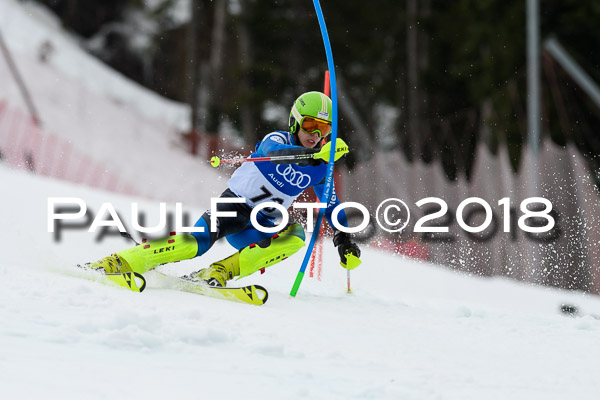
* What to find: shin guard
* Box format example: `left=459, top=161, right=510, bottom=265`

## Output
left=238, top=223, right=306, bottom=279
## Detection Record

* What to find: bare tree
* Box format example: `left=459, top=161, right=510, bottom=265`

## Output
left=236, top=0, right=257, bottom=142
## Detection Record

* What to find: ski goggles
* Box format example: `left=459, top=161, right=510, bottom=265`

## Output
left=300, top=116, right=332, bottom=138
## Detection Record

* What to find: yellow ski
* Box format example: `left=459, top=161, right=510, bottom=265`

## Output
left=104, top=272, right=146, bottom=292
left=150, top=272, right=268, bottom=306
left=76, top=264, right=146, bottom=292
left=76, top=266, right=266, bottom=305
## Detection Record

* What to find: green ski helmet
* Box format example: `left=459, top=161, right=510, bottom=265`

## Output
left=288, top=91, right=333, bottom=142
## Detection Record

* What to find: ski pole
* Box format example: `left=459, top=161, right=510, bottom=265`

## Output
left=210, top=153, right=314, bottom=167
left=347, top=269, right=352, bottom=294
left=210, top=139, right=348, bottom=167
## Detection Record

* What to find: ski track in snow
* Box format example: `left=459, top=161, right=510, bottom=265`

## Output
left=2, top=165, right=600, bottom=399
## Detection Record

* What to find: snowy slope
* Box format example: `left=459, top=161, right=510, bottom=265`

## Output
left=1, top=2, right=599, bottom=398
left=0, top=0, right=189, bottom=130
left=2, top=165, right=600, bottom=400
left=0, top=0, right=227, bottom=205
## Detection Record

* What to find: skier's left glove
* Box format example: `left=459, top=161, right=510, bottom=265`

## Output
left=333, top=230, right=362, bottom=270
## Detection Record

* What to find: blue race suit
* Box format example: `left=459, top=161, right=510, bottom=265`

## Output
left=191, top=131, right=348, bottom=257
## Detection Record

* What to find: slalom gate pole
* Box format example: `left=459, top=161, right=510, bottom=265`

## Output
left=323, top=72, right=349, bottom=292
left=309, top=224, right=324, bottom=281
left=317, top=230, right=323, bottom=281
left=290, top=0, right=338, bottom=297
left=316, top=70, right=329, bottom=283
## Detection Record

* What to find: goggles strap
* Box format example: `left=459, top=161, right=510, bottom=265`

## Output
left=291, top=104, right=304, bottom=125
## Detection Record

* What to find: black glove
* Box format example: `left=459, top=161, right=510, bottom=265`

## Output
left=333, top=230, right=361, bottom=267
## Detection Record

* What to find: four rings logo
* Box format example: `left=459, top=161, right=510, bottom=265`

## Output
left=275, top=165, right=311, bottom=189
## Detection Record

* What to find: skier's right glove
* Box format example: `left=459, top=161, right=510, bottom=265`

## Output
left=267, top=139, right=349, bottom=166
left=312, top=139, right=349, bottom=163
left=333, top=230, right=362, bottom=270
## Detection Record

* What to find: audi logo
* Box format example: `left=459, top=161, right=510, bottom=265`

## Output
left=275, top=165, right=312, bottom=189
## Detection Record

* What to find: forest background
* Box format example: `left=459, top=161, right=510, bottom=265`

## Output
left=34, top=0, right=600, bottom=183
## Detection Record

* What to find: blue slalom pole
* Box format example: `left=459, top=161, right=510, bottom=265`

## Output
left=290, top=0, right=338, bottom=297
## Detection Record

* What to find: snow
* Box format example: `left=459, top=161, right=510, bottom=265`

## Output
left=2, top=164, right=600, bottom=399
left=0, top=0, right=230, bottom=206
left=0, top=0, right=189, bottom=131
left=1, top=1, right=600, bottom=398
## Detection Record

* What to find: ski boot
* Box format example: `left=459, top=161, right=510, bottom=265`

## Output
left=117, top=234, right=199, bottom=273
left=86, top=234, right=199, bottom=275
left=87, top=253, right=132, bottom=274
left=185, top=253, right=240, bottom=287
left=186, top=223, right=306, bottom=287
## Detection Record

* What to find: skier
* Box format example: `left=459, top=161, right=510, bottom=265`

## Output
left=89, top=91, right=361, bottom=287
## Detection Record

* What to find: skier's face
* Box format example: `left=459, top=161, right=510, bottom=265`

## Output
left=298, top=129, right=321, bottom=148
